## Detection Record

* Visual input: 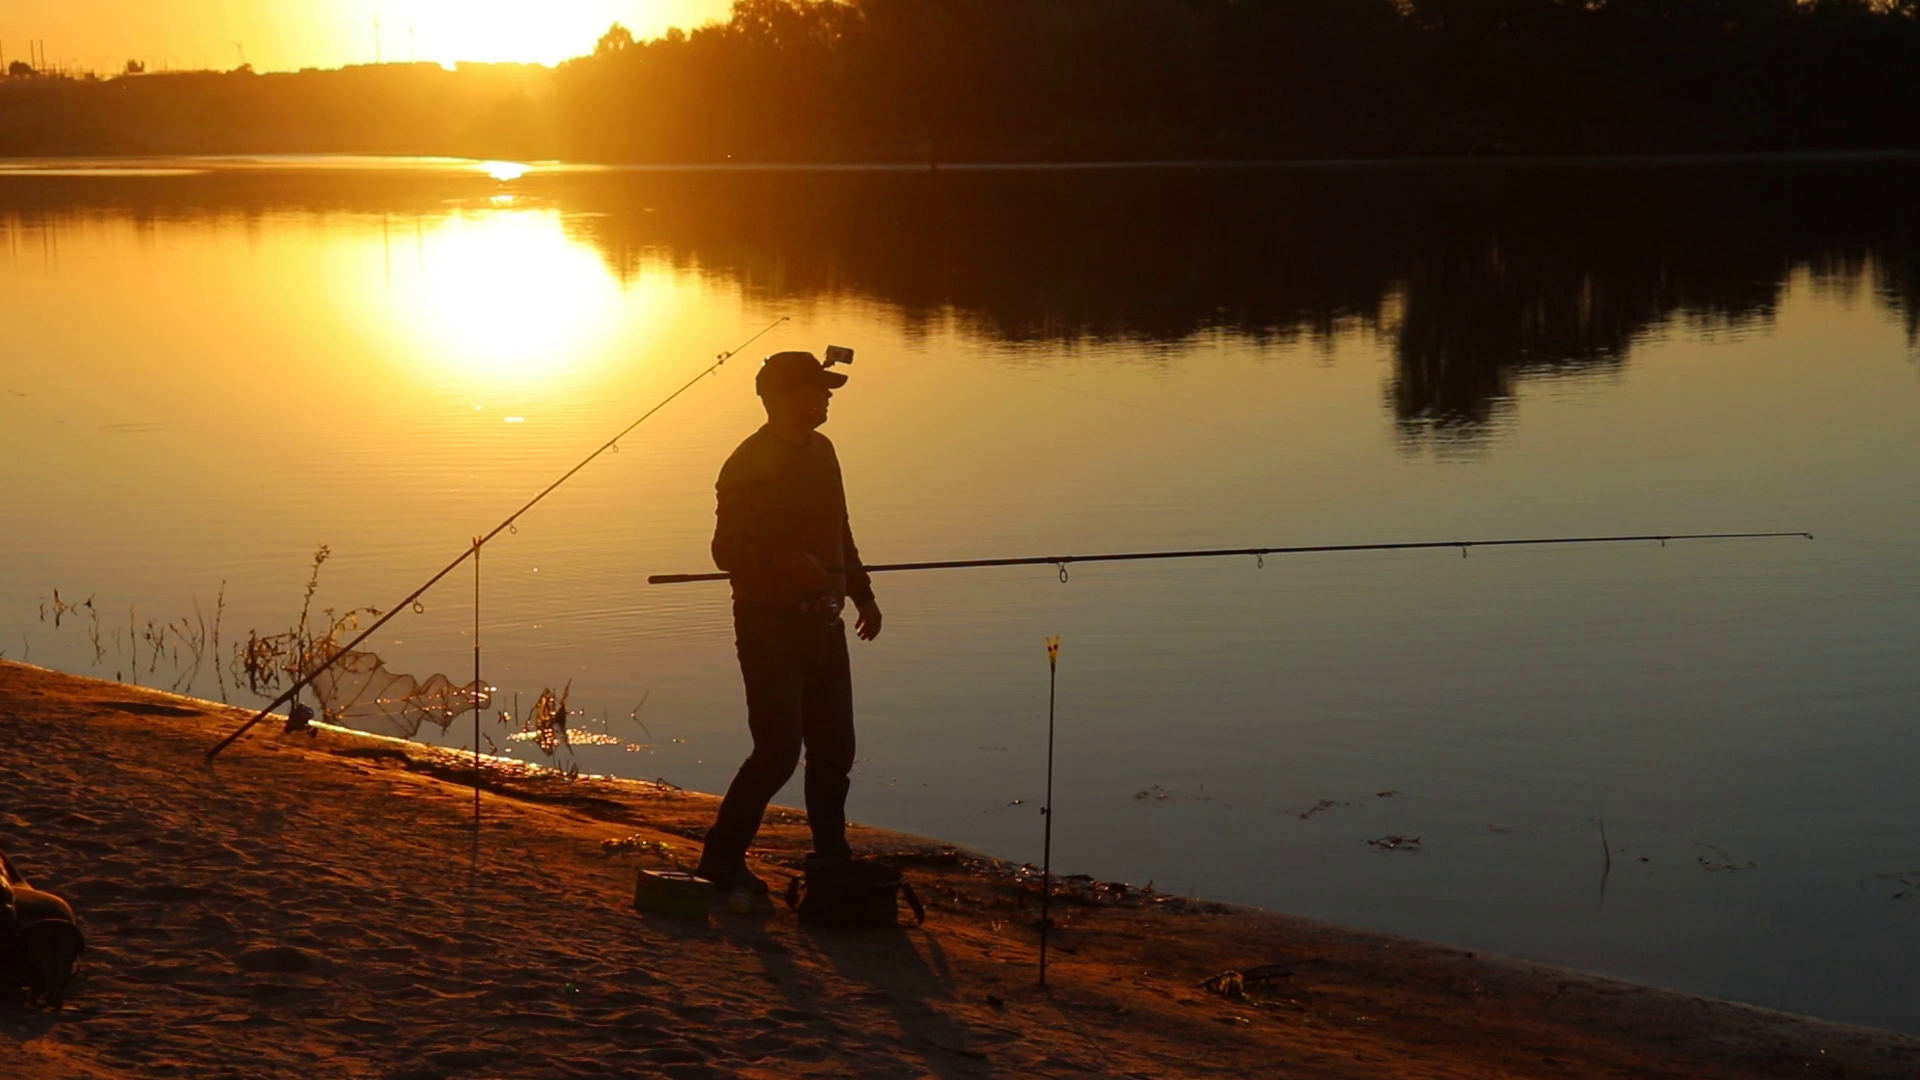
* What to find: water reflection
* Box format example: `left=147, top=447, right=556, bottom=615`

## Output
left=384, top=209, right=624, bottom=380
left=559, top=166, right=1920, bottom=440
left=479, top=160, right=531, bottom=183
left=2, top=161, right=1917, bottom=438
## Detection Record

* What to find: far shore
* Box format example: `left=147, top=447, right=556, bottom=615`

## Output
left=3, top=658, right=1917, bottom=1079
left=3, top=148, right=1920, bottom=173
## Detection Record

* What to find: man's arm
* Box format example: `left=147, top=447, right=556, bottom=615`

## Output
left=841, top=516, right=875, bottom=606
left=713, top=454, right=832, bottom=592
left=711, top=458, right=769, bottom=576
left=843, top=516, right=882, bottom=640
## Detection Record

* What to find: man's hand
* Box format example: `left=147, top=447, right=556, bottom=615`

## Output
left=772, top=550, right=832, bottom=592
left=854, top=598, right=883, bottom=641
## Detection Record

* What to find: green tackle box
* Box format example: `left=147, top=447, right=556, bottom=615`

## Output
left=632, top=870, right=713, bottom=920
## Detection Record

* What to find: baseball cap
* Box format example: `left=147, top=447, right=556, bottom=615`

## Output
left=755, top=351, right=849, bottom=396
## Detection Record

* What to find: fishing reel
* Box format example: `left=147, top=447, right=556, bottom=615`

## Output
left=823, top=345, right=854, bottom=368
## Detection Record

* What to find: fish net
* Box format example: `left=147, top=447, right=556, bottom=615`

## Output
left=306, top=648, right=489, bottom=739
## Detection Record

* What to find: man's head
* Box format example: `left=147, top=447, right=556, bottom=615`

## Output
left=756, top=350, right=847, bottom=433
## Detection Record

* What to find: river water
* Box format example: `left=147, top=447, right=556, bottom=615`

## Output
left=3, top=156, right=1917, bottom=1032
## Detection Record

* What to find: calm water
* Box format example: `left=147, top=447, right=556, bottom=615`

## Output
left=4, top=157, right=1918, bottom=1032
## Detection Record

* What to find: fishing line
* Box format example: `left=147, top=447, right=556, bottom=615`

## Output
left=837, top=331, right=1904, bottom=578
left=827, top=328, right=1574, bottom=519
left=833, top=328, right=1566, bottom=488
left=831, top=329, right=1370, bottom=467
left=206, top=316, right=790, bottom=761
left=1823, top=536, right=1920, bottom=552
left=821, top=330, right=1858, bottom=572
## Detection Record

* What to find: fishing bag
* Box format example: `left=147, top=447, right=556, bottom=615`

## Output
left=0, top=848, right=86, bottom=1007
left=783, top=857, right=925, bottom=928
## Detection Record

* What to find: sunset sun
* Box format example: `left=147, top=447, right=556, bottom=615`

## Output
left=376, top=0, right=663, bottom=67
left=5, top=0, right=733, bottom=72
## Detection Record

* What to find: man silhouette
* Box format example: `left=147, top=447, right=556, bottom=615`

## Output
left=695, top=350, right=882, bottom=892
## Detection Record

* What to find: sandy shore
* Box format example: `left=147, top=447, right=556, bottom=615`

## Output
left=3, top=660, right=1917, bottom=1079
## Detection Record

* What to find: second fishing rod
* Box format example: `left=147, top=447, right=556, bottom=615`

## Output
left=204, top=316, right=794, bottom=761
left=648, top=531, right=1815, bottom=586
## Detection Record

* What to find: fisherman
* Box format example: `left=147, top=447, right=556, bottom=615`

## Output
left=694, top=350, right=882, bottom=893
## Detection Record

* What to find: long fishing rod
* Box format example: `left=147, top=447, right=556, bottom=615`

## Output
left=206, top=316, right=791, bottom=762
left=649, top=531, right=1812, bottom=585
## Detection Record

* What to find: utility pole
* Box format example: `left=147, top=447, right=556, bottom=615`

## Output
left=374, top=16, right=383, bottom=64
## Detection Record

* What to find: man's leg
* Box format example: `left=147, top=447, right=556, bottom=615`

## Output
left=799, top=618, right=856, bottom=860
left=700, top=609, right=806, bottom=881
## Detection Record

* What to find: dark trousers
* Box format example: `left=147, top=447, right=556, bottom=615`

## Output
left=701, top=604, right=856, bottom=866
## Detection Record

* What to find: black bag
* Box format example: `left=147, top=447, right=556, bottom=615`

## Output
left=783, top=857, right=925, bottom=928
left=1, top=848, right=86, bottom=1007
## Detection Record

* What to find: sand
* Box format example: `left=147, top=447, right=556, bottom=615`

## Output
left=2, top=659, right=1916, bottom=1079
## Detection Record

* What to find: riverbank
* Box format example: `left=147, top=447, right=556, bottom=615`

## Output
left=3, top=660, right=1915, bottom=1079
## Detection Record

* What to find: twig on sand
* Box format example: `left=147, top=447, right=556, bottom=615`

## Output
left=1296, top=798, right=1349, bottom=820
left=1599, top=817, right=1613, bottom=897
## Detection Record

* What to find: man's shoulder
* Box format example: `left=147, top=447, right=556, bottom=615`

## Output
left=719, top=427, right=838, bottom=478
left=727, top=428, right=837, bottom=460
left=721, top=426, right=805, bottom=483
left=731, top=424, right=794, bottom=459
left=719, top=426, right=768, bottom=476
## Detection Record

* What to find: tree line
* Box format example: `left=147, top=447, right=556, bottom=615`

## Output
left=550, top=0, right=1920, bottom=161
left=3, top=0, right=1918, bottom=161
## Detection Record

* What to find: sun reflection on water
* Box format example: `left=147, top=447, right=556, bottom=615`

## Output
left=386, top=209, right=625, bottom=383
left=480, top=160, right=531, bottom=182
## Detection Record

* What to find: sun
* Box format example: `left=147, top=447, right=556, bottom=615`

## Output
left=368, top=2, right=715, bottom=67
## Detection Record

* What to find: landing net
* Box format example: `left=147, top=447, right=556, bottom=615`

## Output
left=307, top=648, right=489, bottom=740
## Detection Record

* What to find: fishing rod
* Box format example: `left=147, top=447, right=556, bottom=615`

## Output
left=649, top=531, right=1813, bottom=585
left=206, top=316, right=791, bottom=762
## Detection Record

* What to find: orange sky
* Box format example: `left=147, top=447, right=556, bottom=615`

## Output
left=1, top=1, right=736, bottom=75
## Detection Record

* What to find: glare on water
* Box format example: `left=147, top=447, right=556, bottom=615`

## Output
left=385, top=209, right=627, bottom=379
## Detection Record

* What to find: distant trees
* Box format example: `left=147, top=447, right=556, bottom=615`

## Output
left=0, top=63, right=557, bottom=157
left=6, top=61, right=32, bottom=79
left=2, top=0, right=1917, bottom=161
left=124, top=60, right=146, bottom=75
left=548, top=0, right=1920, bottom=161
left=595, top=23, right=635, bottom=57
